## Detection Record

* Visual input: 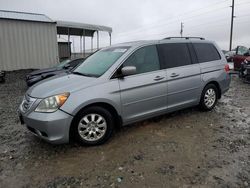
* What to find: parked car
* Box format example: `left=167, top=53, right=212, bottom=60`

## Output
left=26, top=58, right=85, bottom=86
left=224, top=50, right=236, bottom=62
left=0, top=71, right=6, bottom=83
left=230, top=46, right=250, bottom=70
left=239, top=57, right=250, bottom=83
left=19, top=38, right=231, bottom=146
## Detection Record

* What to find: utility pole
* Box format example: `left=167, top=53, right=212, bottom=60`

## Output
left=180, top=22, right=184, bottom=37
left=229, top=0, right=235, bottom=51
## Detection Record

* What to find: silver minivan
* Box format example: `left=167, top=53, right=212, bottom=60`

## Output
left=19, top=38, right=231, bottom=145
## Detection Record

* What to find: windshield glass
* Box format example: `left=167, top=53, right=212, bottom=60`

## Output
left=237, top=46, right=249, bottom=56
left=56, top=59, right=71, bottom=68
left=73, top=46, right=130, bottom=77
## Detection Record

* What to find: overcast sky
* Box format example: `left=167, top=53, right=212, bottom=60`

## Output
left=1, top=0, right=250, bottom=51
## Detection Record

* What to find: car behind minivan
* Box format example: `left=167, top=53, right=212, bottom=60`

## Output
left=19, top=38, right=231, bottom=146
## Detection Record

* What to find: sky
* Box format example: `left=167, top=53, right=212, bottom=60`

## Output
left=0, top=0, right=250, bottom=51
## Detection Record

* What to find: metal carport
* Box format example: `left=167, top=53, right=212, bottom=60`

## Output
left=56, top=21, right=112, bottom=57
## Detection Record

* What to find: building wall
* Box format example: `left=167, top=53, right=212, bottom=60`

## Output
left=58, top=42, right=71, bottom=61
left=0, top=19, right=58, bottom=71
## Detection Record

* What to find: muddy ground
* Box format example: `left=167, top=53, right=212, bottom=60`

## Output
left=0, top=70, right=249, bottom=188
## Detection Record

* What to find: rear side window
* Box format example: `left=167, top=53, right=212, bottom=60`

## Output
left=193, top=43, right=221, bottom=63
left=157, top=43, right=192, bottom=68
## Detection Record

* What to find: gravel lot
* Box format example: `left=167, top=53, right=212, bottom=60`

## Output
left=0, top=70, right=249, bottom=188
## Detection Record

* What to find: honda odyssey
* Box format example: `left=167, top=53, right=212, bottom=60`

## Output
left=19, top=37, right=231, bottom=145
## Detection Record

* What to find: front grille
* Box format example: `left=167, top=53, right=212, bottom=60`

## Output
left=21, top=95, right=36, bottom=112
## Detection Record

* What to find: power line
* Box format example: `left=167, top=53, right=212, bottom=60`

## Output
left=185, top=17, right=230, bottom=29
left=120, top=19, right=230, bottom=40
left=235, top=1, right=250, bottom=6
left=236, top=13, right=250, bottom=17
left=113, top=10, right=249, bottom=40
left=117, top=0, right=250, bottom=39
left=117, top=6, right=229, bottom=37
left=116, top=0, right=231, bottom=36
left=157, top=0, right=229, bottom=22
left=109, top=0, right=250, bottom=42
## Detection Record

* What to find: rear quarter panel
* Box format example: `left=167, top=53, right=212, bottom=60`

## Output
left=199, top=43, right=231, bottom=96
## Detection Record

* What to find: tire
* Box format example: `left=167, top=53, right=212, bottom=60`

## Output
left=71, top=106, right=114, bottom=146
left=199, top=84, right=218, bottom=111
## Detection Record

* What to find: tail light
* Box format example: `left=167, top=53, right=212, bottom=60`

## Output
left=224, top=64, right=230, bottom=73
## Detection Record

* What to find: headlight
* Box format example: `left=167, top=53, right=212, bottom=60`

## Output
left=35, top=93, right=70, bottom=113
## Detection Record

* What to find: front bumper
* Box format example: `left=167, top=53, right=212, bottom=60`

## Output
left=19, top=109, right=73, bottom=144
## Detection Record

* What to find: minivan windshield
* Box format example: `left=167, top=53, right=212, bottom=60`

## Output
left=73, top=46, right=130, bottom=77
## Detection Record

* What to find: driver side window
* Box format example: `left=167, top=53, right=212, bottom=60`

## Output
left=123, top=45, right=160, bottom=75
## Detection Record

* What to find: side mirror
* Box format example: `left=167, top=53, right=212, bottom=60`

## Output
left=121, top=66, right=137, bottom=76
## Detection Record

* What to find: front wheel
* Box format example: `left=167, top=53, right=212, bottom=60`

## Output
left=72, top=106, right=114, bottom=146
left=199, top=84, right=218, bottom=111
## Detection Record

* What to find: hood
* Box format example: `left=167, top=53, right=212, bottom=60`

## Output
left=28, top=67, right=61, bottom=76
left=27, top=73, right=97, bottom=98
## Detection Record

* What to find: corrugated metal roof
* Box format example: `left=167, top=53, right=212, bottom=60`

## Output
left=0, top=10, right=54, bottom=23
left=56, top=20, right=112, bottom=33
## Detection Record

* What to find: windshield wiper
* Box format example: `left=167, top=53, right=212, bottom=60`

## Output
left=72, top=71, right=98, bottom=78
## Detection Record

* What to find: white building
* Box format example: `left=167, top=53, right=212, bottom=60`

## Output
left=0, top=10, right=112, bottom=71
left=0, top=10, right=58, bottom=71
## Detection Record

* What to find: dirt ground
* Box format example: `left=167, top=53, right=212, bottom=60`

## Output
left=0, top=70, right=249, bottom=188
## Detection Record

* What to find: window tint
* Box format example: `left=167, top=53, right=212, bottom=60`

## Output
left=193, top=43, right=221, bottom=63
left=123, top=45, right=160, bottom=74
left=157, top=43, right=192, bottom=68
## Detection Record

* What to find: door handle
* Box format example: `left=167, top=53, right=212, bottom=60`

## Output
left=170, top=73, right=179, bottom=78
left=154, top=76, right=165, bottom=81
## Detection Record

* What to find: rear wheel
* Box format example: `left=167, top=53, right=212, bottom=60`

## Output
left=199, top=84, right=218, bottom=111
left=72, top=106, right=114, bottom=146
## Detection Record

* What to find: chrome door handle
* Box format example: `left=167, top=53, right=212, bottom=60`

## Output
left=170, top=73, right=179, bottom=78
left=154, top=76, right=165, bottom=81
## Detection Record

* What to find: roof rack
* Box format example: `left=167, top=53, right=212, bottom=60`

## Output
left=164, top=37, right=205, bottom=40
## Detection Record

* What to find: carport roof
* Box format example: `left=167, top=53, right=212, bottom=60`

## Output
left=0, top=10, right=54, bottom=23
left=56, top=20, right=112, bottom=37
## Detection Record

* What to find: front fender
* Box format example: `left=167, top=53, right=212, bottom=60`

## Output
left=60, top=80, right=121, bottom=117
left=70, top=98, right=121, bottom=116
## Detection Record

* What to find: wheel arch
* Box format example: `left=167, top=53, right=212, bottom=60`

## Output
left=69, top=102, right=122, bottom=141
left=203, top=81, right=222, bottom=99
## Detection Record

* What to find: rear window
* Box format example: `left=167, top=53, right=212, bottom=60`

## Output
left=193, top=43, right=221, bottom=63
left=157, top=43, right=192, bottom=68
